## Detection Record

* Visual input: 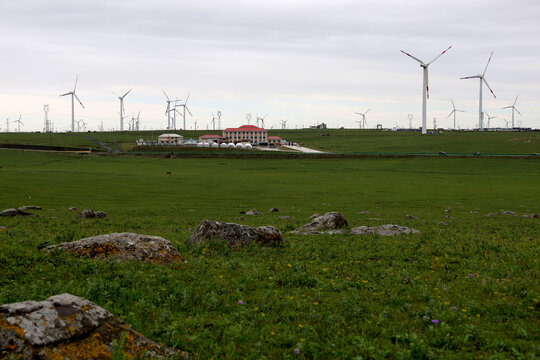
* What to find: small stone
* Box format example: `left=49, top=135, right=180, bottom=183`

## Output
left=439, top=222, right=449, bottom=226
left=268, top=208, right=279, bottom=212
left=358, top=211, right=371, bottom=215
left=522, top=213, right=539, bottom=218
left=405, top=214, right=420, bottom=220
left=246, top=209, right=263, bottom=216
left=279, top=216, right=294, bottom=220
left=78, top=209, right=107, bottom=219
left=68, top=207, right=78, bottom=211
left=291, top=212, right=348, bottom=234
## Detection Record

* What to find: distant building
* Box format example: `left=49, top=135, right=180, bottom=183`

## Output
left=223, top=125, right=267, bottom=145
left=158, top=133, right=183, bottom=145
left=309, top=123, right=327, bottom=129
left=198, top=134, right=225, bottom=144
left=268, top=136, right=284, bottom=145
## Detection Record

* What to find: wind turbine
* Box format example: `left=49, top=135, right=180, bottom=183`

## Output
left=354, top=108, right=370, bottom=129
left=5, top=118, right=9, bottom=132
left=401, top=46, right=452, bottom=134
left=14, top=115, right=23, bottom=132
left=114, top=89, right=132, bottom=131
left=256, top=114, right=267, bottom=128
left=176, top=93, right=192, bottom=130
left=483, top=112, right=496, bottom=128
left=460, top=52, right=496, bottom=131
left=162, top=89, right=178, bottom=129
left=447, top=100, right=465, bottom=130
left=501, top=95, right=521, bottom=129
left=60, top=75, right=85, bottom=132
left=504, top=118, right=509, bottom=128
left=280, top=119, right=288, bottom=129
left=211, top=113, right=217, bottom=130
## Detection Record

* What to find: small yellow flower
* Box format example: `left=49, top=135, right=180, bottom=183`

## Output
left=444, top=301, right=450, bottom=305
left=271, top=331, right=276, bottom=335
left=323, top=268, right=329, bottom=272
left=298, top=324, right=303, bottom=328
left=268, top=276, right=273, bottom=280
left=287, top=263, right=292, bottom=267
left=362, top=280, right=368, bottom=284
left=313, top=302, right=319, bottom=305
left=462, top=309, right=467, bottom=312
left=219, top=275, right=224, bottom=278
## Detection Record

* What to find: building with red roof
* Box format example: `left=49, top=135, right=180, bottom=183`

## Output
left=268, top=136, right=283, bottom=145
left=222, top=125, right=267, bottom=144
left=198, top=134, right=224, bottom=143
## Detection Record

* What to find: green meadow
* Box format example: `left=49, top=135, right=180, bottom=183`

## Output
left=1, top=129, right=539, bottom=154
left=0, top=148, right=539, bottom=358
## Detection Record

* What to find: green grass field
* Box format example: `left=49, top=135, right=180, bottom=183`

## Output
left=1, top=129, right=539, bottom=154
left=1, top=149, right=539, bottom=358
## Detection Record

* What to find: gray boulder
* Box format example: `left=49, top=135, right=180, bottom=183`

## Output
left=351, top=224, right=421, bottom=237
left=309, top=213, right=321, bottom=219
left=43, top=232, right=183, bottom=265
left=0, top=208, right=32, bottom=217
left=78, top=209, right=107, bottom=219
left=17, top=205, right=42, bottom=211
left=0, top=293, right=188, bottom=359
left=189, top=220, right=283, bottom=247
left=291, top=212, right=348, bottom=234
left=245, top=209, right=263, bottom=216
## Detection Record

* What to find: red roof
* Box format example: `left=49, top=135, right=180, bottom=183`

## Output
left=199, top=134, right=224, bottom=138
left=268, top=136, right=282, bottom=140
left=223, top=125, right=267, bottom=132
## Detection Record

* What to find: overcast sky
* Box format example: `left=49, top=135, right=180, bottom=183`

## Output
left=1, top=0, right=539, bottom=132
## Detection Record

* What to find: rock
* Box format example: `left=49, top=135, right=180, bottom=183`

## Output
left=445, top=215, right=455, bottom=219
left=43, top=233, right=183, bottom=265
left=268, top=208, right=279, bottom=212
left=439, top=222, right=449, bottom=226
left=292, top=212, right=348, bottom=234
left=0, top=208, right=32, bottom=217
left=69, top=207, right=78, bottom=211
left=0, top=293, right=188, bottom=359
left=350, top=224, right=421, bottom=237
left=189, top=220, right=283, bottom=247
left=522, top=213, right=539, bottom=218
left=485, top=210, right=518, bottom=217
left=444, top=209, right=452, bottom=213
left=236, top=216, right=245, bottom=221
left=279, top=216, right=294, bottom=220
left=245, top=209, right=262, bottom=216
left=309, top=213, right=321, bottom=219
left=78, top=209, right=107, bottom=219
left=358, top=211, right=371, bottom=215
left=405, top=214, right=420, bottom=220
left=17, top=205, right=42, bottom=211
left=470, top=211, right=479, bottom=214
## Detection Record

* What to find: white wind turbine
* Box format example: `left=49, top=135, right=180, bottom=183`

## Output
left=114, top=89, right=132, bottom=131
left=354, top=108, right=370, bottom=129
left=177, top=93, right=192, bottom=130
left=483, top=112, right=496, bottom=129
left=447, top=100, right=465, bottom=130
left=256, top=114, right=267, bottom=128
left=162, top=89, right=178, bottom=129
left=401, top=46, right=452, bottom=134
left=14, top=115, right=23, bottom=132
left=280, top=119, right=288, bottom=129
left=60, top=75, right=85, bottom=132
left=501, top=95, right=521, bottom=129
left=460, top=52, right=496, bottom=131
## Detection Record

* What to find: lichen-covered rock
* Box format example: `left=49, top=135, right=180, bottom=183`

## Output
left=245, top=209, right=263, bottom=216
left=78, top=209, right=107, bottom=218
left=291, top=212, right=348, bottom=234
left=0, top=208, right=32, bottom=217
left=0, top=293, right=188, bottom=359
left=189, top=220, right=283, bottom=247
left=17, top=205, right=42, bottom=211
left=351, top=224, right=421, bottom=237
left=43, top=233, right=183, bottom=265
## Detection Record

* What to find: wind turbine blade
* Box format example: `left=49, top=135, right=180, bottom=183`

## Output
left=451, top=99, right=455, bottom=109
left=447, top=110, right=454, bottom=118
left=162, top=89, right=170, bottom=101
left=460, top=75, right=480, bottom=80
left=165, top=104, right=170, bottom=115
left=501, top=106, right=512, bottom=109
left=185, top=92, right=190, bottom=104
left=457, top=110, right=466, bottom=113
left=427, top=45, right=452, bottom=66
left=73, top=74, right=78, bottom=92
left=263, top=113, right=268, bottom=119
left=122, top=88, right=133, bottom=99
left=354, top=112, right=362, bottom=115
left=364, top=108, right=371, bottom=115
left=18, top=115, right=22, bottom=121
left=400, top=50, right=424, bottom=64
left=186, top=107, right=193, bottom=116
left=483, top=52, right=494, bottom=76
left=425, top=68, right=429, bottom=99
left=60, top=92, right=71, bottom=97
left=514, top=108, right=522, bottom=116
left=74, top=94, right=85, bottom=109
left=513, top=95, right=518, bottom=106
left=483, top=78, right=496, bottom=98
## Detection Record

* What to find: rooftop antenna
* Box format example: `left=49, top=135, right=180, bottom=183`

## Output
left=401, top=46, right=452, bottom=134
left=408, top=114, right=414, bottom=129
left=501, top=95, right=521, bottom=129
left=114, top=88, right=132, bottom=131
left=354, top=108, right=370, bottom=129
left=43, top=104, right=50, bottom=132
left=60, top=74, right=85, bottom=132
left=14, top=115, right=23, bottom=132
left=246, top=113, right=252, bottom=125
left=460, top=52, right=496, bottom=131
left=447, top=99, right=465, bottom=130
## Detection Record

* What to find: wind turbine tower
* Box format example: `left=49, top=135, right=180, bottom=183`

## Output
left=502, top=95, right=521, bottom=129
left=246, top=113, right=252, bottom=125
left=281, top=119, right=288, bottom=129
left=14, top=115, right=23, bottom=132
left=43, top=105, right=51, bottom=132
left=6, top=118, right=9, bottom=132
left=401, top=46, right=452, bottom=134
left=448, top=99, right=465, bottom=130
left=162, top=89, right=178, bottom=129
left=216, top=111, right=222, bottom=130
left=60, top=75, right=85, bottom=132
left=483, top=112, right=496, bottom=128
left=460, top=52, right=496, bottom=131
left=408, top=114, right=414, bottom=129
left=178, top=93, right=192, bottom=130
left=115, top=89, right=132, bottom=131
